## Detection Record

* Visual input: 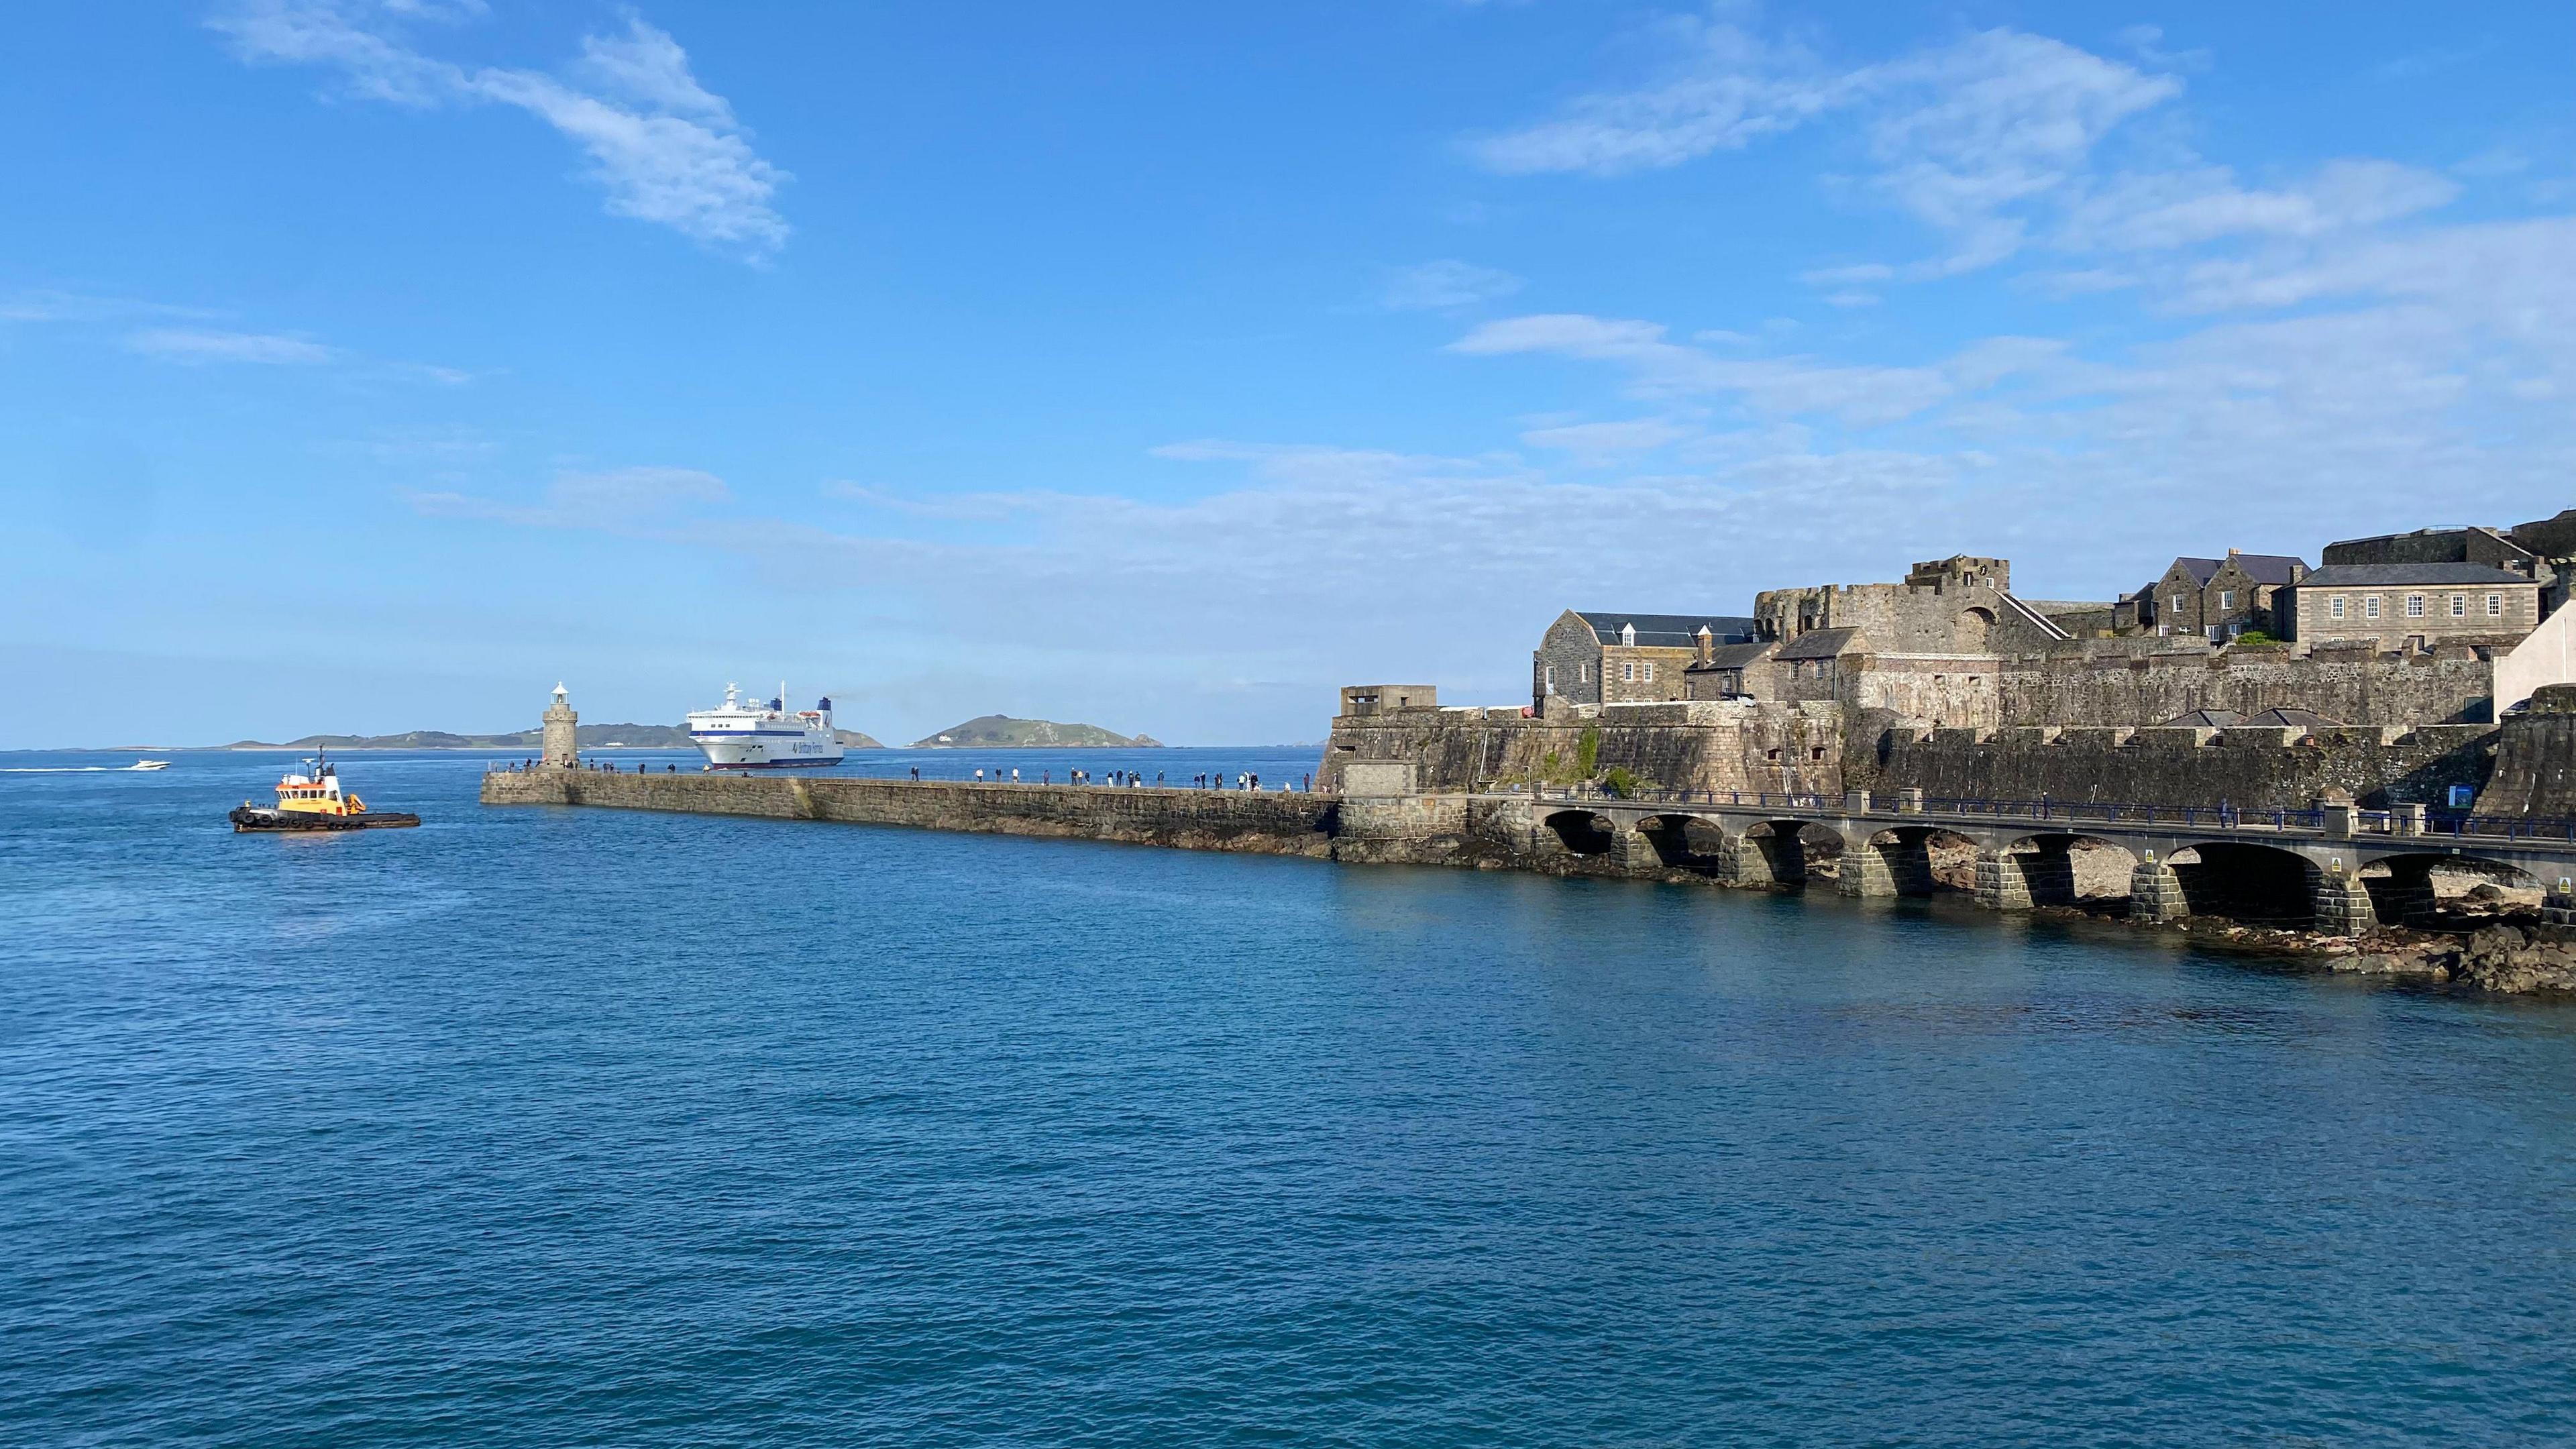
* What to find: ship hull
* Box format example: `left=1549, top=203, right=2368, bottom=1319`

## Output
left=690, top=737, right=847, bottom=769
left=230, top=807, right=421, bottom=832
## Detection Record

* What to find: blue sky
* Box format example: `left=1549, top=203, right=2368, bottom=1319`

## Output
left=6, top=2, right=2572, bottom=747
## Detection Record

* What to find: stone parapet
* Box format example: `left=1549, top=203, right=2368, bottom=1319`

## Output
left=482, top=771, right=1342, bottom=857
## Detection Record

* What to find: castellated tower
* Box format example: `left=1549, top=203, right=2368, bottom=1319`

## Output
left=541, top=683, right=578, bottom=767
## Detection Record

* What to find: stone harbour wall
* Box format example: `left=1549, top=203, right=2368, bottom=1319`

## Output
left=482, top=769, right=1342, bottom=857
left=1990, top=645, right=2496, bottom=727
left=1857, top=724, right=2496, bottom=810
left=2473, top=688, right=2576, bottom=818
left=1318, top=700, right=1849, bottom=798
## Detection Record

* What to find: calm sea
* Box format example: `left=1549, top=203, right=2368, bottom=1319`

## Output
left=6, top=748, right=2575, bottom=1446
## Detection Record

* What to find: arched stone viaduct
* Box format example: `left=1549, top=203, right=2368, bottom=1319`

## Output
left=1493, top=790, right=2576, bottom=937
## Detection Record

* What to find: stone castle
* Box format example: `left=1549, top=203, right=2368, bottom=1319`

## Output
left=1325, top=508, right=2576, bottom=814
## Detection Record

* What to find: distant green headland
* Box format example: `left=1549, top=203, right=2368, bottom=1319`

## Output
left=910, top=715, right=1163, bottom=749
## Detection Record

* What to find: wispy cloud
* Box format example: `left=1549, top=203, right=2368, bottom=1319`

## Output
left=126, top=327, right=337, bottom=365
left=1382, top=259, right=1524, bottom=311
left=412, top=464, right=729, bottom=523
left=211, top=3, right=788, bottom=258
left=1475, top=21, right=2177, bottom=278
left=2059, top=158, right=2461, bottom=252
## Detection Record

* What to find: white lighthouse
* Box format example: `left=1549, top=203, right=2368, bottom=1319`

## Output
left=541, top=683, right=578, bottom=768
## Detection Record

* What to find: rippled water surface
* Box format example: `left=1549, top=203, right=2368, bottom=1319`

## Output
left=7, top=749, right=2576, bottom=1446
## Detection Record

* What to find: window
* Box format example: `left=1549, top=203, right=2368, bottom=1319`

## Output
left=2365, top=596, right=2381, bottom=619
left=1642, top=662, right=1656, bottom=683
left=2406, top=594, right=2425, bottom=618
left=2170, top=594, right=2184, bottom=617
left=2219, top=589, right=2235, bottom=610
left=1544, top=665, right=1554, bottom=694
left=1580, top=662, right=1589, bottom=683
left=2330, top=596, right=2346, bottom=620
left=2451, top=594, right=2465, bottom=618
left=2489, top=594, right=2504, bottom=617
left=1621, top=661, right=1634, bottom=682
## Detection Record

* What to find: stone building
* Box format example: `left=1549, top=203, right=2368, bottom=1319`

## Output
left=2278, top=564, right=2542, bottom=653
left=1754, top=555, right=2043, bottom=653
left=2324, top=515, right=2576, bottom=619
left=2137, top=549, right=2308, bottom=640
left=1532, top=610, right=1757, bottom=708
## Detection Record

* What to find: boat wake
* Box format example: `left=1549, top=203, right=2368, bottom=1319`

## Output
left=2, top=761, right=171, bottom=774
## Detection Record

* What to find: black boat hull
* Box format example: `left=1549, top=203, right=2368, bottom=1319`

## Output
left=229, top=808, right=421, bottom=833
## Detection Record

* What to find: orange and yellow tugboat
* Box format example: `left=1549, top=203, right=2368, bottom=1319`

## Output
left=229, top=751, right=420, bottom=832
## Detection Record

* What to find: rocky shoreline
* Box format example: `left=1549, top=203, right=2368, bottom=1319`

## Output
left=2004, top=903, right=2576, bottom=995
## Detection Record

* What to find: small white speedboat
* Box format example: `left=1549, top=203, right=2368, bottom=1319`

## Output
left=130, top=759, right=170, bottom=771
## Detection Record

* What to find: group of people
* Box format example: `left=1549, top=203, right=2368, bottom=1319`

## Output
left=496, top=759, right=677, bottom=773
left=889, top=762, right=1313, bottom=792
left=496, top=757, right=1315, bottom=791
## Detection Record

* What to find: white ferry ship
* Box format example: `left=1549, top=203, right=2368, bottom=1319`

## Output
left=685, top=683, right=846, bottom=770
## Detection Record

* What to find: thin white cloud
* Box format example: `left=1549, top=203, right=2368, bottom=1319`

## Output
left=1470, top=18, right=1850, bottom=175
left=1383, top=260, right=1525, bottom=311
left=1448, top=313, right=2060, bottom=425
left=1519, top=417, right=1695, bottom=462
left=126, top=328, right=336, bottom=364
left=2061, top=158, right=2462, bottom=252
left=413, top=464, right=729, bottom=523
left=213, top=3, right=788, bottom=258
left=1477, top=22, right=2176, bottom=278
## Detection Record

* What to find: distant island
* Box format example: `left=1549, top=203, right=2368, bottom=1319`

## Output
left=910, top=715, right=1163, bottom=749
left=223, top=724, right=885, bottom=751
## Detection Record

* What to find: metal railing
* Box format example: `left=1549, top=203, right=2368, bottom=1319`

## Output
left=1517, top=784, right=2576, bottom=846
left=2425, top=813, right=2576, bottom=842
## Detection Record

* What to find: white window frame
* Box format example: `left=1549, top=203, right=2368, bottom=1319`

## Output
left=2488, top=594, right=2504, bottom=617
left=2330, top=596, right=2346, bottom=620
left=2450, top=594, right=2465, bottom=618
left=2170, top=594, right=2184, bottom=617
left=1621, top=661, right=1634, bottom=682
left=2406, top=593, right=2426, bottom=618
left=1543, top=665, right=1554, bottom=694
left=2219, top=589, right=2235, bottom=610
left=2365, top=596, right=2381, bottom=620
left=1642, top=662, right=1656, bottom=683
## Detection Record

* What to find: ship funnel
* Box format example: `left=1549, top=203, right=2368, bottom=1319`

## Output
left=818, top=696, right=832, bottom=712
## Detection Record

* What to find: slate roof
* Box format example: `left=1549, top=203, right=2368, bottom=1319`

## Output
left=1574, top=611, right=1760, bottom=648
left=1774, top=627, right=1863, bottom=661
left=2226, top=553, right=2308, bottom=586
left=2165, top=553, right=2306, bottom=586
left=1687, top=641, right=1776, bottom=671
left=2162, top=709, right=2240, bottom=728
left=2291, top=564, right=2535, bottom=588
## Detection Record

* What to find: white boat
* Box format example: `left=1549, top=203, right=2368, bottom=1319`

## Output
left=685, top=683, right=846, bottom=770
left=131, top=759, right=170, bottom=771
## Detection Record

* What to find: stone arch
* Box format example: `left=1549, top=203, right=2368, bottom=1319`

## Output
left=1739, top=818, right=1837, bottom=886
left=1998, top=831, right=2141, bottom=910
left=1956, top=606, right=1998, bottom=649
left=1845, top=823, right=1965, bottom=897
left=1634, top=812, right=1732, bottom=873
left=2354, top=851, right=2549, bottom=928
left=2165, top=841, right=2322, bottom=927
left=1541, top=809, right=1619, bottom=856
